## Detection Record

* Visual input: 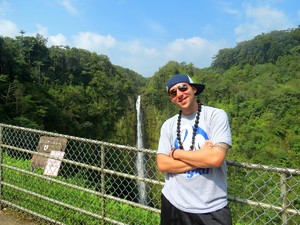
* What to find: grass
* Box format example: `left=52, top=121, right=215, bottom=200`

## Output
left=1, top=152, right=160, bottom=225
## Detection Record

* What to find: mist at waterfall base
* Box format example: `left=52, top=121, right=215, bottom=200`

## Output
left=136, top=95, right=147, bottom=205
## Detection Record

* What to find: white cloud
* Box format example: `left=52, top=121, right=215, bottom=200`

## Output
left=165, top=37, right=223, bottom=68
left=0, top=19, right=19, bottom=37
left=115, top=53, right=158, bottom=76
left=235, top=4, right=292, bottom=42
left=59, top=0, right=79, bottom=15
left=72, top=32, right=117, bottom=53
left=36, top=24, right=48, bottom=36
left=0, top=20, right=68, bottom=46
left=48, top=33, right=68, bottom=46
left=120, top=40, right=158, bottom=56
left=110, top=40, right=160, bottom=76
left=111, top=37, right=227, bottom=76
left=167, top=37, right=215, bottom=54
left=35, top=24, right=68, bottom=46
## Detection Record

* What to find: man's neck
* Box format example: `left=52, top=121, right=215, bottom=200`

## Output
left=181, top=101, right=199, bottom=115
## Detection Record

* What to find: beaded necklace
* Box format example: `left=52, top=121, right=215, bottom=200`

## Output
left=176, top=101, right=201, bottom=150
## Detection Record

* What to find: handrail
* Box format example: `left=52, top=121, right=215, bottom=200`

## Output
left=0, top=123, right=299, bottom=225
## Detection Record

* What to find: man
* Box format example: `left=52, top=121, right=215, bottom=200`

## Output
left=157, top=74, right=232, bottom=225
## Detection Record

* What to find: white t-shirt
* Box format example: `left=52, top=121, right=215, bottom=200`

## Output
left=157, top=105, right=232, bottom=213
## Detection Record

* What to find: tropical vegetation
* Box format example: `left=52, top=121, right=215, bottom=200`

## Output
left=1, top=27, right=299, bottom=168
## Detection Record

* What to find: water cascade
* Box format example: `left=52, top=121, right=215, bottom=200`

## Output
left=136, top=95, right=146, bottom=205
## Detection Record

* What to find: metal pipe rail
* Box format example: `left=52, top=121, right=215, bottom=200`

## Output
left=0, top=123, right=299, bottom=225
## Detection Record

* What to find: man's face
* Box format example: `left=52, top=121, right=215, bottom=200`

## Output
left=169, top=82, right=197, bottom=110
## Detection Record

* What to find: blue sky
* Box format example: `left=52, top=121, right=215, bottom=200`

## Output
left=0, top=0, right=299, bottom=77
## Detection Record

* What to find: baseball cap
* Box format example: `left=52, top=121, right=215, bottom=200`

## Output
left=166, top=74, right=205, bottom=95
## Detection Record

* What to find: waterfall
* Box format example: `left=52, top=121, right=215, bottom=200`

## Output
left=136, top=95, right=146, bottom=205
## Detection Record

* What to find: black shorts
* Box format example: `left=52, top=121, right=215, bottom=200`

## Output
left=160, top=194, right=232, bottom=225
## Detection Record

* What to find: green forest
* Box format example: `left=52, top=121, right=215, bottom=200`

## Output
left=0, top=27, right=299, bottom=168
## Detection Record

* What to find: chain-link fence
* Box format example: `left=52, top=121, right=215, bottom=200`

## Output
left=227, top=161, right=299, bottom=225
left=0, top=123, right=299, bottom=225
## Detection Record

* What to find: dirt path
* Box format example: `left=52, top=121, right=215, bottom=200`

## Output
left=0, top=208, right=39, bottom=225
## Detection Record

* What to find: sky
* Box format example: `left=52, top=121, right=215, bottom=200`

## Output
left=0, top=0, right=299, bottom=77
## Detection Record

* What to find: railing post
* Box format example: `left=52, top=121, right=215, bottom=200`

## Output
left=0, top=125, right=3, bottom=210
left=280, top=173, right=287, bottom=225
left=100, top=144, right=105, bottom=225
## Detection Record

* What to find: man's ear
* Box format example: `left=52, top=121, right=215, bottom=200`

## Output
left=192, top=86, right=197, bottom=94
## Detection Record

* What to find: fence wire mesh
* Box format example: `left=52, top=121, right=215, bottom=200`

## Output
left=0, top=123, right=299, bottom=225
left=227, top=161, right=300, bottom=225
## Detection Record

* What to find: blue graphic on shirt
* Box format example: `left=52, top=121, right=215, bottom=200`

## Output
left=174, top=126, right=210, bottom=179
left=186, top=168, right=210, bottom=178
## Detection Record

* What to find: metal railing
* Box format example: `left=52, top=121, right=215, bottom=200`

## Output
left=0, top=123, right=299, bottom=225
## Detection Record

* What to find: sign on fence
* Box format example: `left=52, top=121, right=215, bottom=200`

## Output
left=31, top=136, right=68, bottom=176
left=44, top=150, right=65, bottom=176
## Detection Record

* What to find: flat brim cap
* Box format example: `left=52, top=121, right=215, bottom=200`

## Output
left=166, top=74, right=205, bottom=95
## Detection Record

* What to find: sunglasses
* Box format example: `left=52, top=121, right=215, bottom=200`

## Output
left=169, top=84, right=188, bottom=98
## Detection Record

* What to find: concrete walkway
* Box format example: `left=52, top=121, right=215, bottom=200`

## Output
left=0, top=209, right=38, bottom=225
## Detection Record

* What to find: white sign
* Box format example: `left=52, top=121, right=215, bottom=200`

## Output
left=44, top=151, right=65, bottom=176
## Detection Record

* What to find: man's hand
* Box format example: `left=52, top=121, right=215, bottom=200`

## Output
left=171, top=141, right=229, bottom=168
